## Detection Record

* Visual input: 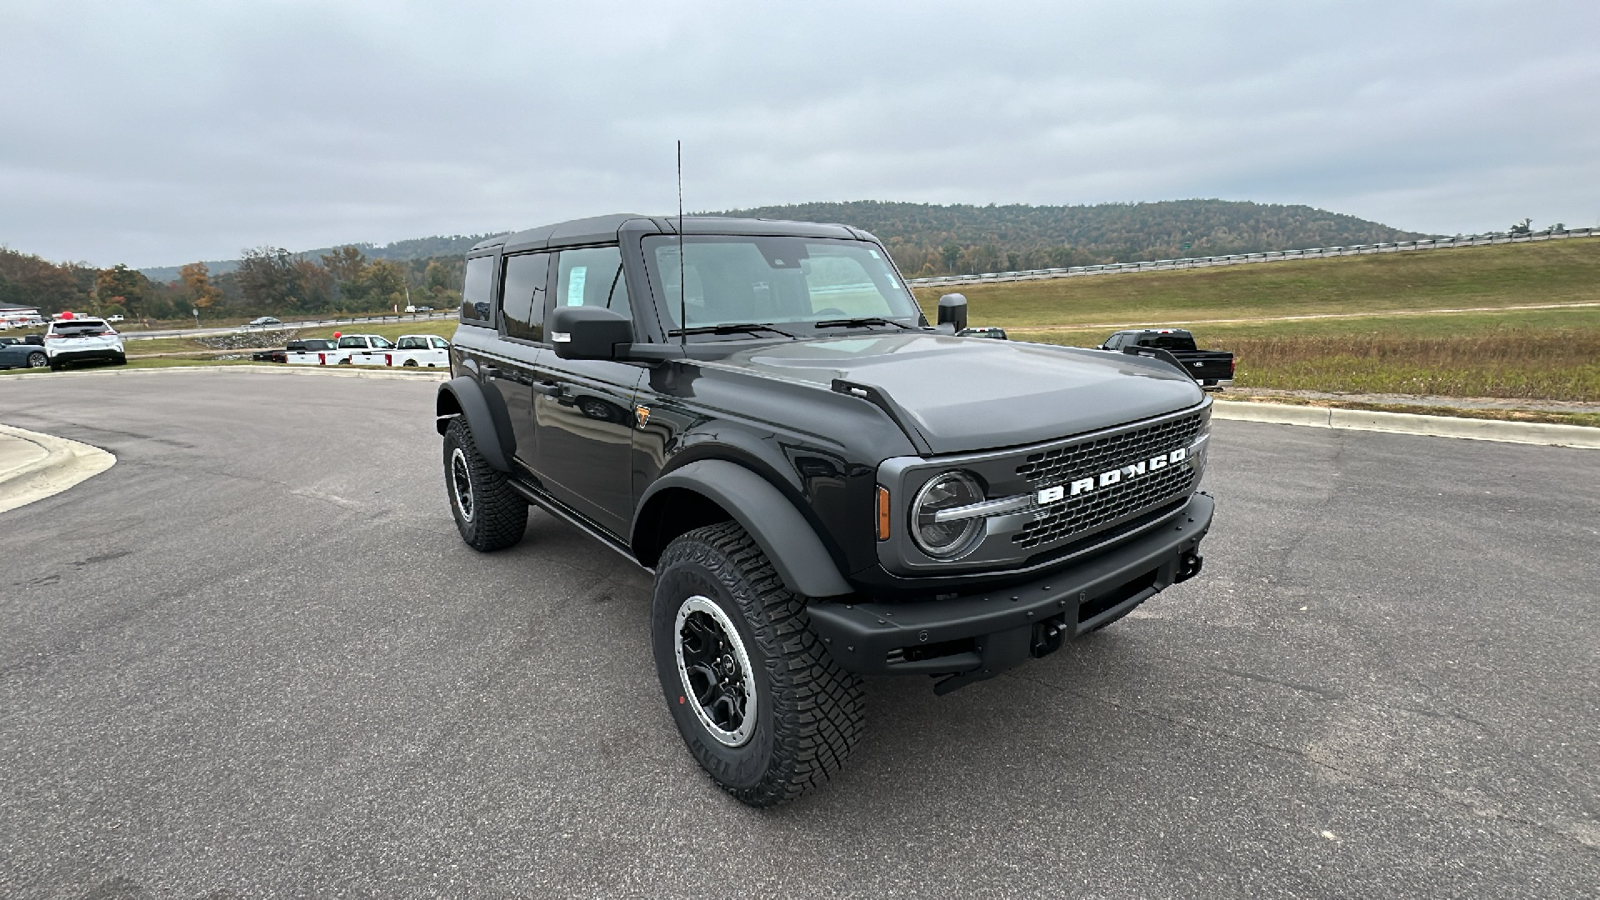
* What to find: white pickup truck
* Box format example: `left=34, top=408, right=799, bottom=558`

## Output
left=307, top=333, right=396, bottom=366
left=346, top=334, right=451, bottom=368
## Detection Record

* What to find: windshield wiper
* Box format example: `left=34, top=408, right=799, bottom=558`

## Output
left=814, top=317, right=915, bottom=331
left=668, top=323, right=800, bottom=339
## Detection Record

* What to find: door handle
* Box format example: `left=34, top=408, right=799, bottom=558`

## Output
left=532, top=381, right=565, bottom=398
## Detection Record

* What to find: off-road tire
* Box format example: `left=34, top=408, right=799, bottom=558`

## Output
left=652, top=521, right=863, bottom=807
left=442, top=417, right=527, bottom=551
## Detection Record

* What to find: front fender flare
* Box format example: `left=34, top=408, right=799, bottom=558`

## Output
left=636, top=459, right=853, bottom=599
left=437, top=376, right=514, bottom=472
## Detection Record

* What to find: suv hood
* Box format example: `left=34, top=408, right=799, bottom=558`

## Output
left=708, top=333, right=1206, bottom=455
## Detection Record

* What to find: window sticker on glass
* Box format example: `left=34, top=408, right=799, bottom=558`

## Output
left=568, top=267, right=587, bottom=306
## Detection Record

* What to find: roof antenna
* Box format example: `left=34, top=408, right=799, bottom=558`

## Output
left=677, top=140, right=687, bottom=349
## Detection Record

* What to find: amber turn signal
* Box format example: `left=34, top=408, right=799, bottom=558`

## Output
left=876, top=486, right=892, bottom=541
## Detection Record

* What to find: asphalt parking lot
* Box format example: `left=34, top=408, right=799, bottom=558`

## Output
left=2, top=370, right=1597, bottom=898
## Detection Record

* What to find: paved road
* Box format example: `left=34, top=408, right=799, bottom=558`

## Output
left=2, top=371, right=1597, bottom=898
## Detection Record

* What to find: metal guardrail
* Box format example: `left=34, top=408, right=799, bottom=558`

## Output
left=905, top=227, right=1600, bottom=289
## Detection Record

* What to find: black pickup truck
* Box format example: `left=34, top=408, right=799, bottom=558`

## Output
left=436, top=215, right=1215, bottom=806
left=1101, top=328, right=1234, bottom=389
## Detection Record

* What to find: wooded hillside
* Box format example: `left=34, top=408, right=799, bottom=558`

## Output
left=718, top=200, right=1431, bottom=277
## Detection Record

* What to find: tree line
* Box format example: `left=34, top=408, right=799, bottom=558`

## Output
left=4, top=199, right=1441, bottom=320
left=0, top=245, right=464, bottom=322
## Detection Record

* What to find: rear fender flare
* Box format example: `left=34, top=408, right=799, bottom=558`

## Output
left=436, top=376, right=514, bottom=472
left=635, top=459, right=853, bottom=599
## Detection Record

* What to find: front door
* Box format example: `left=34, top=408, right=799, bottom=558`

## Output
left=530, top=246, right=642, bottom=536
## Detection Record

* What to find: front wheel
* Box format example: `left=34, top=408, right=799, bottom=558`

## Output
left=442, top=417, right=528, bottom=551
left=652, top=521, right=863, bottom=807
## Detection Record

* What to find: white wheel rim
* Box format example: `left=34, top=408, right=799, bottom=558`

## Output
left=674, top=595, right=757, bottom=747
left=450, top=446, right=474, bottom=523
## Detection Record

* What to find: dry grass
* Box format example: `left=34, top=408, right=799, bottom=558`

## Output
left=1214, top=329, right=1600, bottom=401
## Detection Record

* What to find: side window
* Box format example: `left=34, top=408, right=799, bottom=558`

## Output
left=500, top=252, right=551, bottom=342
left=461, top=255, right=495, bottom=323
left=554, top=246, right=630, bottom=319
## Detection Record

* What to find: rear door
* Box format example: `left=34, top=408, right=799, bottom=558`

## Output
left=490, top=250, right=553, bottom=466
left=529, top=245, right=643, bottom=535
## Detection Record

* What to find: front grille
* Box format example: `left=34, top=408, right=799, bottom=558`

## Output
left=1011, top=414, right=1202, bottom=550
left=1015, top=414, right=1201, bottom=487
left=1013, top=464, right=1193, bottom=548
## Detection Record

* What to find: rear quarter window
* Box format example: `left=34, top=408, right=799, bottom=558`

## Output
left=461, top=255, right=495, bottom=324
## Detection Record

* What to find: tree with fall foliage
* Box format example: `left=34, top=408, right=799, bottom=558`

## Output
left=179, top=262, right=223, bottom=309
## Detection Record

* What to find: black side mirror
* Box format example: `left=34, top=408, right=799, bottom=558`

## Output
left=551, top=306, right=634, bottom=360
left=936, top=293, right=968, bottom=333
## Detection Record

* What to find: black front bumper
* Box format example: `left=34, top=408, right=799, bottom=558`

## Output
left=808, top=493, right=1213, bottom=692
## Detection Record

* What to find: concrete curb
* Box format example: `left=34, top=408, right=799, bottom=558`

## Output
left=1213, top=400, right=1600, bottom=450
left=0, top=364, right=449, bottom=383
left=0, top=424, right=118, bottom=514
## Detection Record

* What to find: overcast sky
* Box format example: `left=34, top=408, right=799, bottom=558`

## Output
left=4, top=0, right=1598, bottom=268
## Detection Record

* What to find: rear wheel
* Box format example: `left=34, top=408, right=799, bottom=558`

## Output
left=652, top=521, right=863, bottom=807
left=26, top=351, right=46, bottom=368
left=442, top=417, right=527, bottom=551
left=403, top=359, right=418, bottom=367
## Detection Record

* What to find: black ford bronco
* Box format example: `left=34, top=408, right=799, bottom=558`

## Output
left=436, top=215, right=1214, bottom=806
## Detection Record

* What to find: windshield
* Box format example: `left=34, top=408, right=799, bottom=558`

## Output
left=643, top=236, right=920, bottom=335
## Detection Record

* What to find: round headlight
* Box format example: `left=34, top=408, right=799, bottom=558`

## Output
left=911, top=471, right=986, bottom=559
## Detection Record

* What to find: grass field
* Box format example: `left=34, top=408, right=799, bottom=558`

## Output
left=911, top=239, right=1600, bottom=326
left=913, top=239, right=1600, bottom=402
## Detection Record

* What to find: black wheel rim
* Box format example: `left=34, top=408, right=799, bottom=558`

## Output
left=674, top=595, right=757, bottom=747
left=450, top=446, right=474, bottom=522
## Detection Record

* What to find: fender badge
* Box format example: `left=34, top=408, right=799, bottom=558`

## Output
left=635, top=405, right=651, bottom=428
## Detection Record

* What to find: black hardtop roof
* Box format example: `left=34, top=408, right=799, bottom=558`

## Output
left=471, top=214, right=875, bottom=255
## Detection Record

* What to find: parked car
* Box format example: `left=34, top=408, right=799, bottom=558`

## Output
left=248, top=316, right=282, bottom=327
left=249, top=338, right=333, bottom=363
left=436, top=214, right=1214, bottom=806
left=348, top=334, right=451, bottom=368
left=1100, top=328, right=1234, bottom=389
left=0, top=335, right=50, bottom=370
left=43, top=318, right=125, bottom=370
left=958, top=326, right=1008, bottom=340
left=283, top=339, right=340, bottom=365
left=328, top=333, right=393, bottom=365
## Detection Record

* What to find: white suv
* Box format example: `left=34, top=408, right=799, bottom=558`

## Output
left=45, top=318, right=126, bottom=371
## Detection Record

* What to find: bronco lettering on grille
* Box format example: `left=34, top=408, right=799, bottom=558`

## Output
left=1034, top=448, right=1188, bottom=506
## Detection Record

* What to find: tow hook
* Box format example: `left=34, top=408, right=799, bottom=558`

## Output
left=1030, top=614, right=1068, bottom=658
left=1175, top=553, right=1204, bottom=583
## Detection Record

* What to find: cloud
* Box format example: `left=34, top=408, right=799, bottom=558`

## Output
left=3, top=0, right=1597, bottom=267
